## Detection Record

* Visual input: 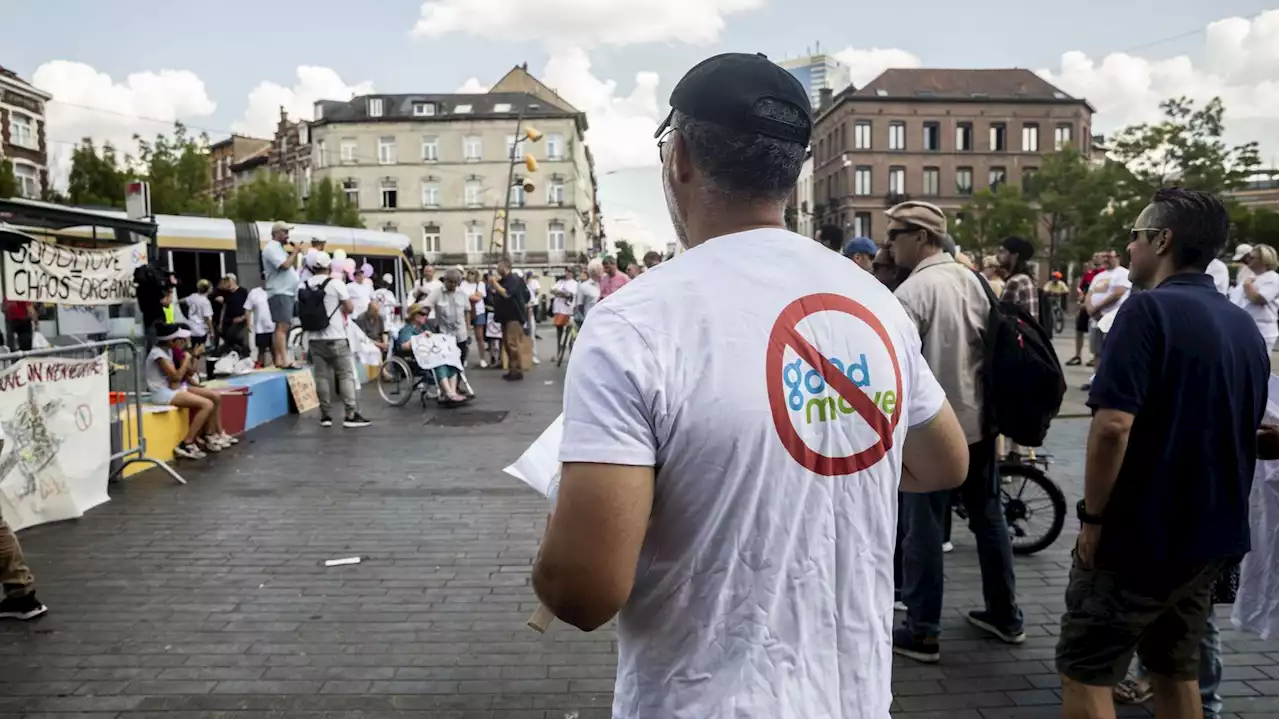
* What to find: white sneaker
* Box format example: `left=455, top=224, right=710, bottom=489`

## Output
left=174, top=443, right=206, bottom=460
left=942, top=541, right=954, bottom=553
left=480, top=359, right=488, bottom=369
left=893, top=600, right=908, bottom=612
left=199, top=438, right=223, bottom=453
left=532, top=356, right=541, bottom=365
left=218, top=433, right=239, bottom=445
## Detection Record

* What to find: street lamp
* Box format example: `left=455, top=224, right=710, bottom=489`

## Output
left=489, top=111, right=543, bottom=259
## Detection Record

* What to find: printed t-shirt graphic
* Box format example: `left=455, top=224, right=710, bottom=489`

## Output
left=559, top=228, right=945, bottom=719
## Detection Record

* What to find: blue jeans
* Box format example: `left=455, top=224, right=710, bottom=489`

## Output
left=1132, top=614, right=1222, bottom=718
left=901, top=436, right=1021, bottom=638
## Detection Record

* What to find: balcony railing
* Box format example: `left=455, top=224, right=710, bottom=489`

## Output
left=884, top=192, right=911, bottom=207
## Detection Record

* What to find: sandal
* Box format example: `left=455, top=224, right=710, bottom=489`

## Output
left=1086, top=357, right=1099, bottom=367
left=1113, top=675, right=1152, bottom=704
left=1065, top=356, right=1082, bottom=366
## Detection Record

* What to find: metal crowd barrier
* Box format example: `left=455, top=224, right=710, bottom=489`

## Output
left=0, top=338, right=186, bottom=485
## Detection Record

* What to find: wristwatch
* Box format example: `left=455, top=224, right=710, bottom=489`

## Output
left=1076, top=499, right=1104, bottom=526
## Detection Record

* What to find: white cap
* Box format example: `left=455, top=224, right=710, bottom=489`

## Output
left=158, top=327, right=191, bottom=341
left=311, top=251, right=332, bottom=269
left=1233, top=243, right=1253, bottom=261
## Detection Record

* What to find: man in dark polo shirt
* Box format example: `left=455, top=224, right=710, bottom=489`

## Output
left=1056, top=188, right=1270, bottom=718
left=487, top=259, right=530, bottom=381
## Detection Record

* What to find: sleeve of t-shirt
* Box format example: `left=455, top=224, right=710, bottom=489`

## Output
left=901, top=323, right=946, bottom=427
left=1255, top=273, right=1279, bottom=304
left=1088, top=295, right=1155, bottom=415
left=330, top=280, right=351, bottom=301
left=262, top=243, right=285, bottom=270
left=559, top=306, right=660, bottom=467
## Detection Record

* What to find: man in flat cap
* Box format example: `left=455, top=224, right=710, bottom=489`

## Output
left=887, top=200, right=1026, bottom=663
left=534, top=54, right=967, bottom=718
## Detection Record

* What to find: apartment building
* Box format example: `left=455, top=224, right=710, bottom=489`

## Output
left=0, top=66, right=52, bottom=199
left=309, top=69, right=600, bottom=268
left=209, top=134, right=272, bottom=203
left=812, top=68, right=1093, bottom=242
left=778, top=51, right=851, bottom=110
left=268, top=107, right=312, bottom=202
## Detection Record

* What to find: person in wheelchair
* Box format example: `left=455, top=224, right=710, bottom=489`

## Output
left=397, top=304, right=468, bottom=404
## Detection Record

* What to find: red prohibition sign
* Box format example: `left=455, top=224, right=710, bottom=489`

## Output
left=765, top=293, right=904, bottom=476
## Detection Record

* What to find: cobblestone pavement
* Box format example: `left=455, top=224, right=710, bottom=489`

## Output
left=1, top=342, right=1275, bottom=718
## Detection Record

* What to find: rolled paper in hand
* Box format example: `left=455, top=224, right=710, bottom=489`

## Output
left=527, top=603, right=554, bottom=633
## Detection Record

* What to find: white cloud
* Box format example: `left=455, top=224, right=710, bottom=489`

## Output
left=411, top=0, right=760, bottom=46
left=455, top=77, right=489, bottom=93
left=833, top=48, right=922, bottom=87
left=608, top=209, right=676, bottom=257
left=1037, top=10, right=1279, bottom=136
left=32, top=60, right=217, bottom=189
left=233, top=66, right=373, bottom=137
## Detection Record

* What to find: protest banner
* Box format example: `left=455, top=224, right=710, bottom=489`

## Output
left=287, top=370, right=320, bottom=414
left=0, top=356, right=112, bottom=532
left=4, top=240, right=147, bottom=305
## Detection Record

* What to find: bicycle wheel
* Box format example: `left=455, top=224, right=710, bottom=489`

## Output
left=1053, top=306, right=1065, bottom=334
left=999, top=463, right=1066, bottom=555
left=555, top=325, right=569, bottom=367
left=557, top=325, right=577, bottom=368
left=377, top=356, right=416, bottom=406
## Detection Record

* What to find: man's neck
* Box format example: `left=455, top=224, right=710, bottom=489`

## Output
left=681, top=200, right=784, bottom=249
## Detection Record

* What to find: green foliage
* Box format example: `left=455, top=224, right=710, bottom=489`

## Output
left=68, top=138, right=130, bottom=208
left=951, top=183, right=1037, bottom=257
left=613, top=239, right=638, bottom=270
left=227, top=172, right=300, bottom=223
left=1027, top=147, right=1130, bottom=265
left=1230, top=204, right=1279, bottom=250
left=1108, top=97, right=1262, bottom=195
left=0, top=158, right=17, bottom=198
left=133, top=122, right=213, bottom=216
left=303, top=177, right=364, bottom=228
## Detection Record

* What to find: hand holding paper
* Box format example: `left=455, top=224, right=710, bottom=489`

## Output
left=503, top=415, right=565, bottom=632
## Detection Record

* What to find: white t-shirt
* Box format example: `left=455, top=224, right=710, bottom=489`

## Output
left=184, top=293, right=213, bottom=337
left=526, top=277, right=541, bottom=307
left=246, top=287, right=274, bottom=335
left=460, top=280, right=485, bottom=317
left=348, top=279, right=374, bottom=318
left=1088, top=266, right=1132, bottom=322
left=551, top=278, right=578, bottom=316
left=559, top=228, right=946, bottom=719
left=1231, top=270, right=1279, bottom=347
left=1206, top=258, right=1230, bottom=296
left=300, top=275, right=350, bottom=341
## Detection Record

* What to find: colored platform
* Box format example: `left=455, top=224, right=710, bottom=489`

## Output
left=223, top=370, right=292, bottom=431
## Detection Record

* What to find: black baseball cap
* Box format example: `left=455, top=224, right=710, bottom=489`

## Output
left=654, top=53, right=813, bottom=145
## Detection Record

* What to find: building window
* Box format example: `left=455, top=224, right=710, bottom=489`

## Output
left=1054, top=123, right=1073, bottom=149
left=12, top=162, right=38, bottom=198
left=853, top=212, right=871, bottom=239
left=509, top=221, right=526, bottom=252
left=547, top=180, right=565, bottom=205
left=382, top=222, right=398, bottom=233
left=1022, top=167, right=1039, bottom=193
left=548, top=221, right=566, bottom=251
left=341, top=139, right=357, bottom=164
left=9, top=113, right=35, bottom=149
left=454, top=104, right=473, bottom=114
left=412, top=102, right=436, bottom=117
left=888, top=166, right=906, bottom=195
left=378, top=136, right=396, bottom=165
left=465, top=224, right=485, bottom=253
left=421, top=181, right=440, bottom=208
left=956, top=122, right=973, bottom=152
left=922, top=167, right=940, bottom=196
left=380, top=179, right=398, bottom=209
left=493, top=103, right=512, bottom=113
left=506, top=135, right=526, bottom=161
left=464, top=180, right=483, bottom=207
left=463, top=135, right=482, bottom=161
left=888, top=122, right=905, bottom=151
left=1021, top=124, right=1039, bottom=152
left=546, top=133, right=565, bottom=160
left=854, top=121, right=872, bottom=150
left=989, top=167, right=1006, bottom=187
left=421, top=136, right=438, bottom=162
left=509, top=183, right=525, bottom=207
left=422, top=224, right=441, bottom=253
left=854, top=166, right=872, bottom=196
left=368, top=98, right=384, bottom=117
left=990, top=123, right=1006, bottom=152
left=342, top=179, right=359, bottom=207
left=923, top=122, right=940, bottom=152
left=956, top=167, right=973, bottom=196
left=315, top=139, right=327, bottom=168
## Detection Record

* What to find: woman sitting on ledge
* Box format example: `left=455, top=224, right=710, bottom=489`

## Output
left=145, top=323, right=235, bottom=460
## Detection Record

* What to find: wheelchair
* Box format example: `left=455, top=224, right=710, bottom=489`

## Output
left=376, top=343, right=474, bottom=409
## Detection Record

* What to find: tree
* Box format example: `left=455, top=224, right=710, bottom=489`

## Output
left=0, top=158, right=17, bottom=199
left=951, top=183, right=1037, bottom=257
left=68, top=138, right=130, bottom=208
left=133, top=122, right=214, bottom=216
left=1229, top=204, right=1280, bottom=250
left=303, top=177, right=363, bottom=227
left=227, top=172, right=300, bottom=223
left=1108, top=97, right=1262, bottom=196
left=614, top=239, right=638, bottom=270
left=1028, top=147, right=1130, bottom=266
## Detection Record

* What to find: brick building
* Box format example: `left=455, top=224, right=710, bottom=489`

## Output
left=209, top=134, right=271, bottom=205
left=268, top=107, right=312, bottom=204
left=0, top=66, right=52, bottom=199
left=811, top=68, right=1093, bottom=243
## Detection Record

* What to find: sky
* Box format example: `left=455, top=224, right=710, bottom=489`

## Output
left=3, top=0, right=1277, bottom=254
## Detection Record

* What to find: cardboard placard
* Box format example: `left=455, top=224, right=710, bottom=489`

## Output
left=287, top=370, right=319, bottom=414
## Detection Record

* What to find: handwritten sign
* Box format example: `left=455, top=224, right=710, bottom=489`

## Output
left=0, top=356, right=111, bottom=532
left=4, top=241, right=147, bottom=305
left=287, top=370, right=320, bottom=414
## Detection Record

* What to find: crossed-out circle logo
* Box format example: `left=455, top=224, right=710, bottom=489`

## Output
left=765, top=293, right=904, bottom=476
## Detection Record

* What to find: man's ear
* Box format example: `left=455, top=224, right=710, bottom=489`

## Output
left=1154, top=230, right=1174, bottom=258
left=670, top=133, right=694, bottom=184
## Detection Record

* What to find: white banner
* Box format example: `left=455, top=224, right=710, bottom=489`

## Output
left=0, top=356, right=111, bottom=532
left=4, top=241, right=147, bottom=305
left=411, top=332, right=462, bottom=372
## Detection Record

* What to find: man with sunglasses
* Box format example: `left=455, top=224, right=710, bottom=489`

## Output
left=886, top=200, right=1026, bottom=663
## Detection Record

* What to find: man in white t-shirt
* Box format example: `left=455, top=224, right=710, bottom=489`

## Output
left=183, top=279, right=215, bottom=347
left=1084, top=249, right=1132, bottom=371
left=245, top=283, right=274, bottom=367
left=298, top=252, right=369, bottom=429
left=532, top=53, right=968, bottom=719
left=1205, top=256, right=1230, bottom=295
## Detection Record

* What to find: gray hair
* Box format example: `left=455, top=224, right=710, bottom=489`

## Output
left=444, top=268, right=462, bottom=282
left=671, top=106, right=807, bottom=204
left=586, top=258, right=604, bottom=277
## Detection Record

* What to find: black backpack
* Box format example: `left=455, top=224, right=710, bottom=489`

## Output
left=974, top=270, right=1065, bottom=447
left=297, top=279, right=336, bottom=332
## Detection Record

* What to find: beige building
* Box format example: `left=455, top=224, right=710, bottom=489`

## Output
left=0, top=65, right=52, bottom=199
left=812, top=69, right=1093, bottom=242
left=309, top=67, right=600, bottom=269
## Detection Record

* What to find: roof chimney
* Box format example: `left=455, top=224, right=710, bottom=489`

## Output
left=521, top=62, right=528, bottom=71
left=818, top=87, right=834, bottom=111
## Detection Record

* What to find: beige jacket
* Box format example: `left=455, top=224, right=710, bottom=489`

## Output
left=894, top=252, right=990, bottom=444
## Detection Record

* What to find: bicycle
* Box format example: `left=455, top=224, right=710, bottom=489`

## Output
left=556, top=317, right=580, bottom=367
left=953, top=450, right=1066, bottom=555
left=1050, top=300, right=1065, bottom=335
